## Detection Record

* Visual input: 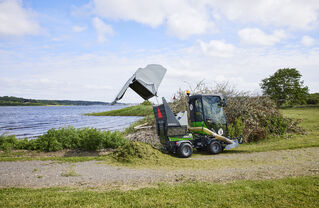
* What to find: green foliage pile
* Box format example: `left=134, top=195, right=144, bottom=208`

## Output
left=171, top=81, right=303, bottom=142
left=112, top=141, right=162, bottom=163
left=260, top=68, right=309, bottom=107
left=0, top=127, right=127, bottom=152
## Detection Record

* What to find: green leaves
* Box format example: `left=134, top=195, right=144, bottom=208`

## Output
left=261, top=68, right=309, bottom=106
left=228, top=117, right=245, bottom=138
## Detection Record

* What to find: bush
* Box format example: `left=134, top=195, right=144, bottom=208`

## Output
left=36, top=127, right=127, bottom=151
left=0, top=134, right=19, bottom=152
left=228, top=117, right=245, bottom=138
left=0, top=127, right=128, bottom=152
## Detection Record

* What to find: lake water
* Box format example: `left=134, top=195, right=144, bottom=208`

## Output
left=0, top=105, right=142, bottom=138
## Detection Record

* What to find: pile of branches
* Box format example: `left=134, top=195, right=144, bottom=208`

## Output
left=170, top=81, right=304, bottom=142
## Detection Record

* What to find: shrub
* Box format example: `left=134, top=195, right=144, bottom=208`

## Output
left=0, top=127, right=128, bottom=152
left=103, top=131, right=127, bottom=149
left=36, top=127, right=127, bottom=151
left=228, top=117, right=245, bottom=138
left=77, top=128, right=102, bottom=151
left=0, top=134, right=18, bottom=152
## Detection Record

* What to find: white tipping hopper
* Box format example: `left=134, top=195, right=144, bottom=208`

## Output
left=112, top=64, right=167, bottom=104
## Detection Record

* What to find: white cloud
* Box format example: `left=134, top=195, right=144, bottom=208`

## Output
left=166, top=7, right=213, bottom=39
left=0, top=0, right=40, bottom=36
left=301, top=35, right=315, bottom=46
left=238, top=28, right=286, bottom=46
left=72, top=25, right=87, bottom=32
left=92, top=17, right=114, bottom=43
left=86, top=0, right=319, bottom=40
left=199, top=40, right=235, bottom=58
left=91, top=0, right=214, bottom=39
left=93, top=0, right=166, bottom=27
left=209, top=0, right=319, bottom=29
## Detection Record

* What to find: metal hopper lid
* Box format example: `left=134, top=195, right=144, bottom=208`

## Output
left=112, top=64, right=167, bottom=104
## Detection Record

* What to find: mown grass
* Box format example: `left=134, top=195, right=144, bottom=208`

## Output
left=0, top=176, right=318, bottom=208
left=85, top=104, right=153, bottom=116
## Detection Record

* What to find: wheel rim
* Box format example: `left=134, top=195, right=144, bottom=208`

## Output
left=183, top=146, right=191, bottom=155
left=212, top=143, right=220, bottom=152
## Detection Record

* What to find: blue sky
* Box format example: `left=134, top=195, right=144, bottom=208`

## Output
left=0, top=0, right=319, bottom=103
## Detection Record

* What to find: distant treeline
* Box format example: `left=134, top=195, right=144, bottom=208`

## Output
left=0, top=96, right=109, bottom=106
left=306, top=93, right=319, bottom=105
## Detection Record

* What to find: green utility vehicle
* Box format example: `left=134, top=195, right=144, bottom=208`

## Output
left=153, top=93, right=242, bottom=158
left=112, top=64, right=242, bottom=158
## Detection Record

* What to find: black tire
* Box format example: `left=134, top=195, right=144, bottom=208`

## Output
left=177, top=143, right=193, bottom=158
left=208, top=140, right=222, bottom=154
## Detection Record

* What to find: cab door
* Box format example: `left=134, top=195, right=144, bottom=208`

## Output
left=189, top=97, right=204, bottom=127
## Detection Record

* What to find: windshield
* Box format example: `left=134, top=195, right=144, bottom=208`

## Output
left=202, top=96, right=227, bottom=125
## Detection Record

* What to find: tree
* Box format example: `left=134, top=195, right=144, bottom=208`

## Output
left=260, top=68, right=309, bottom=106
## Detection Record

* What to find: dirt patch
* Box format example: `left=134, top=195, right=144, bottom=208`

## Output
left=2, top=149, right=115, bottom=158
left=0, top=147, right=318, bottom=189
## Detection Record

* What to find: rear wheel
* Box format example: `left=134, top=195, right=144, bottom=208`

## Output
left=177, top=143, right=193, bottom=158
left=208, top=140, right=222, bottom=154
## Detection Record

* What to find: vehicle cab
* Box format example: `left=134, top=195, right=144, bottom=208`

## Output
left=188, top=94, right=228, bottom=137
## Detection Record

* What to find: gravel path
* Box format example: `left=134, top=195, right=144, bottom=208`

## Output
left=1, top=147, right=318, bottom=189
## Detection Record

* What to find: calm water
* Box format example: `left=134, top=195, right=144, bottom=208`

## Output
left=0, top=105, right=142, bottom=138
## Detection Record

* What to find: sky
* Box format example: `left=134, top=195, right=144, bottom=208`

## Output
left=0, top=0, right=319, bottom=103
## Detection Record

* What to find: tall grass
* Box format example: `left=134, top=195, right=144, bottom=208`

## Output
left=0, top=127, right=127, bottom=152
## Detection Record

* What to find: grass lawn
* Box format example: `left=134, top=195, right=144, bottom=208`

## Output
left=85, top=104, right=153, bottom=116
left=1, top=176, right=318, bottom=208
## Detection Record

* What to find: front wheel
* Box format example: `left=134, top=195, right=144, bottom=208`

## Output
left=177, top=143, right=193, bottom=158
left=208, top=140, right=222, bottom=154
